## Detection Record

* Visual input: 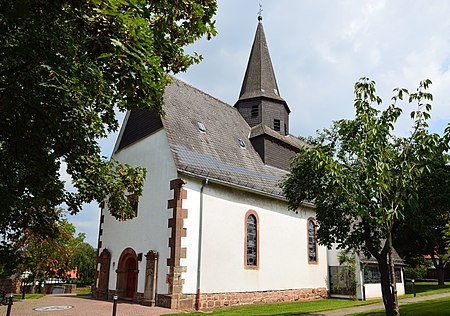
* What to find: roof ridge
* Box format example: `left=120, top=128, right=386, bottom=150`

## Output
left=171, top=76, right=235, bottom=110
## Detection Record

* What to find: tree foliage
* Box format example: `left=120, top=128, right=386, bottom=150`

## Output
left=69, top=236, right=97, bottom=285
left=0, top=0, right=217, bottom=238
left=16, top=218, right=76, bottom=292
left=395, top=154, right=450, bottom=286
left=283, top=78, right=449, bottom=316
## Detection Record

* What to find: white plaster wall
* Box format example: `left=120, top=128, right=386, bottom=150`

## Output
left=99, top=129, right=177, bottom=295
left=355, top=260, right=405, bottom=300
left=362, top=279, right=405, bottom=300
left=179, top=179, right=202, bottom=294
left=327, top=244, right=341, bottom=267
left=194, top=181, right=328, bottom=293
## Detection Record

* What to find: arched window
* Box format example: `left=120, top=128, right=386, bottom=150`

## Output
left=308, top=218, right=318, bottom=264
left=245, top=210, right=259, bottom=268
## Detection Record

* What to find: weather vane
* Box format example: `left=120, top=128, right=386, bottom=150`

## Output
left=258, top=3, right=263, bottom=20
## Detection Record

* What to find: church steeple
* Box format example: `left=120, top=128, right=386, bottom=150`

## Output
left=238, top=17, right=284, bottom=102
left=235, top=17, right=290, bottom=136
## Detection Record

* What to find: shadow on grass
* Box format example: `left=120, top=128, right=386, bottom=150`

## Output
left=352, top=297, right=450, bottom=316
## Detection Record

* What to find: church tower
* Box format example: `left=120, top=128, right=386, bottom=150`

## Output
left=235, top=16, right=302, bottom=171
left=234, top=16, right=291, bottom=136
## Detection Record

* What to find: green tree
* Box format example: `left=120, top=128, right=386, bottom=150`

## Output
left=0, top=241, right=19, bottom=278
left=0, top=0, right=217, bottom=239
left=395, top=155, right=450, bottom=286
left=283, top=78, right=449, bottom=316
left=69, top=236, right=97, bottom=285
left=17, top=218, right=76, bottom=293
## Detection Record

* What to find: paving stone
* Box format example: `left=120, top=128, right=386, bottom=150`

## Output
left=0, top=294, right=175, bottom=316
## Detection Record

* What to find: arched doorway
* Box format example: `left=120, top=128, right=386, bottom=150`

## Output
left=116, top=248, right=138, bottom=300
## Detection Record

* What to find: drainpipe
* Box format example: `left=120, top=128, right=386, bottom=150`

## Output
left=196, top=178, right=208, bottom=310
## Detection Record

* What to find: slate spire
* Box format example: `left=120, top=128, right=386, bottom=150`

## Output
left=235, top=17, right=291, bottom=137
left=238, top=17, right=284, bottom=102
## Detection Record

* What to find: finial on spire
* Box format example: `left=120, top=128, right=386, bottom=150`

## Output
left=258, top=3, right=263, bottom=21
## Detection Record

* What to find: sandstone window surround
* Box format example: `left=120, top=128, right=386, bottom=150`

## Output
left=244, top=210, right=259, bottom=269
left=307, top=218, right=318, bottom=264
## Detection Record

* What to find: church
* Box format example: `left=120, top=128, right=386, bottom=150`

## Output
left=93, top=16, right=330, bottom=310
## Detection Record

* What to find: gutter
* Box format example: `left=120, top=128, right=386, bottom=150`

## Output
left=178, top=169, right=315, bottom=209
left=196, top=178, right=208, bottom=310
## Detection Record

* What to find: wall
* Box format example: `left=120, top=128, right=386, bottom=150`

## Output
left=180, top=177, right=328, bottom=295
left=99, top=128, right=178, bottom=296
left=261, top=99, right=289, bottom=135
left=355, top=260, right=405, bottom=300
left=0, top=278, right=20, bottom=294
left=263, top=137, right=298, bottom=170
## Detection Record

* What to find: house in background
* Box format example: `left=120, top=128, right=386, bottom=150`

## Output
left=94, top=16, right=329, bottom=310
left=328, top=246, right=405, bottom=300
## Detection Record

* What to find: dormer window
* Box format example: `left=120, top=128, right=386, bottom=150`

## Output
left=274, top=119, right=281, bottom=131
left=251, top=105, right=259, bottom=118
left=197, top=121, right=206, bottom=133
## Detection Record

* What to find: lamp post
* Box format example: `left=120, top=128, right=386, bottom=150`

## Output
left=112, top=295, right=118, bottom=316
left=6, top=293, right=13, bottom=316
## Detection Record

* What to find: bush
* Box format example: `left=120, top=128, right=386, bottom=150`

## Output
left=404, top=266, right=427, bottom=280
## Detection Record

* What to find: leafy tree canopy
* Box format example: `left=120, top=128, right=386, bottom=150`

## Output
left=0, top=0, right=217, bottom=238
left=395, top=154, right=450, bottom=286
left=15, top=217, right=77, bottom=292
left=68, top=235, right=97, bottom=285
left=283, top=78, right=449, bottom=316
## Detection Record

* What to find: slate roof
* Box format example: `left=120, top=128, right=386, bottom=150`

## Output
left=359, top=248, right=405, bottom=265
left=161, top=78, right=294, bottom=198
left=238, top=19, right=285, bottom=103
left=249, top=124, right=310, bottom=149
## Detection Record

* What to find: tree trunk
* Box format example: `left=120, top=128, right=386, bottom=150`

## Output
left=379, top=256, right=395, bottom=316
left=387, top=235, right=399, bottom=316
left=378, top=234, right=400, bottom=316
left=31, top=277, right=36, bottom=294
left=436, top=260, right=445, bottom=287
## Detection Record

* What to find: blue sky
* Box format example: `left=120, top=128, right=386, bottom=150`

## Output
left=67, top=0, right=450, bottom=246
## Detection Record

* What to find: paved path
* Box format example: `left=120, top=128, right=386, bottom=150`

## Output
left=2, top=292, right=450, bottom=316
left=0, top=294, right=176, bottom=316
left=317, top=292, right=450, bottom=315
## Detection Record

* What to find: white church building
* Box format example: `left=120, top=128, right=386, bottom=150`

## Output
left=93, top=16, right=403, bottom=310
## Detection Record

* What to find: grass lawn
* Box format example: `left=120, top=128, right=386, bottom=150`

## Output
left=167, top=298, right=379, bottom=316
left=12, top=293, right=45, bottom=300
left=351, top=297, right=450, bottom=316
left=167, top=281, right=450, bottom=316
left=75, top=286, right=92, bottom=297
left=404, top=281, right=450, bottom=297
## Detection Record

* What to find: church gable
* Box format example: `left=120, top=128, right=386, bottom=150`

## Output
left=117, top=110, right=163, bottom=151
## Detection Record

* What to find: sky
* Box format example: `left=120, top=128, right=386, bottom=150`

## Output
left=68, top=0, right=450, bottom=246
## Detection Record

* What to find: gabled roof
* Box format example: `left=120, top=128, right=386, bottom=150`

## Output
left=359, top=248, right=405, bottom=266
left=238, top=19, right=285, bottom=103
left=161, top=78, right=291, bottom=198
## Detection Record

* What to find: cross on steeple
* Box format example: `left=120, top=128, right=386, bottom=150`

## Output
left=258, top=3, right=263, bottom=21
